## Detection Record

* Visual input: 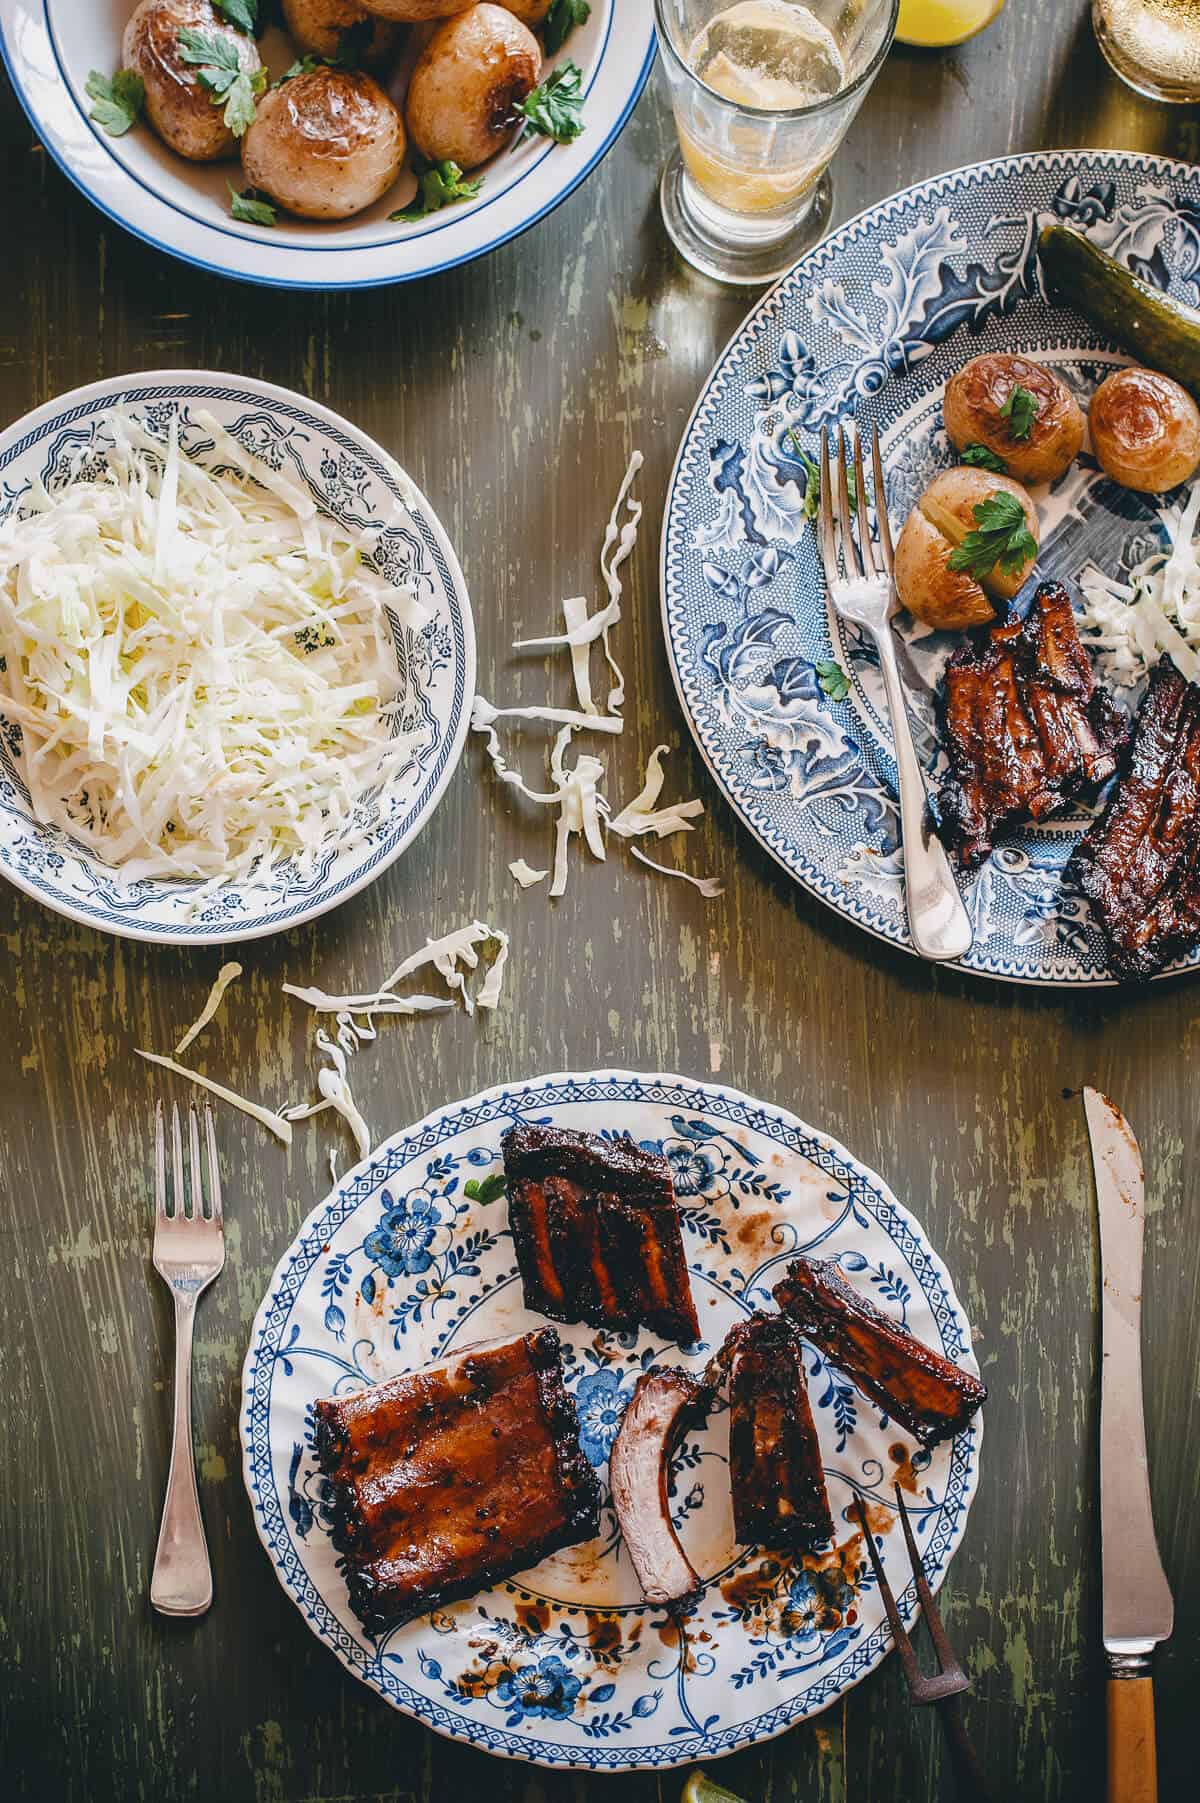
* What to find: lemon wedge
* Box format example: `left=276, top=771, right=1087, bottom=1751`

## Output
left=896, top=0, right=1004, bottom=47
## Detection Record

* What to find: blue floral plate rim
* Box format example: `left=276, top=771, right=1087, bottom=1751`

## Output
left=239, top=1068, right=982, bottom=1769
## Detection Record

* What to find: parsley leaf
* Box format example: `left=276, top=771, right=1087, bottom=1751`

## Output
left=999, top=382, right=1039, bottom=441
left=177, top=27, right=266, bottom=136
left=517, top=60, right=585, bottom=143
left=787, top=431, right=857, bottom=517
left=961, top=442, right=1008, bottom=473
left=86, top=68, right=144, bottom=137
left=543, top=0, right=591, bottom=56
left=464, top=1174, right=506, bottom=1205
left=277, top=54, right=322, bottom=84
left=391, top=158, right=482, bottom=220
left=228, top=182, right=276, bottom=226
left=946, top=490, right=1038, bottom=581
left=815, top=658, right=850, bottom=702
left=213, top=0, right=257, bottom=31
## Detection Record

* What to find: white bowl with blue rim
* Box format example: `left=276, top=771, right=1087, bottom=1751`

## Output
left=0, top=1, right=653, bottom=289
left=0, top=369, right=475, bottom=943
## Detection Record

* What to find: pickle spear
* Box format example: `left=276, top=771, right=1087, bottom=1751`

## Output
left=1038, top=222, right=1200, bottom=400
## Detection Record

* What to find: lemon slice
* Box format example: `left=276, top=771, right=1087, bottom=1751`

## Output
left=896, top=0, right=1004, bottom=48
left=681, top=1774, right=750, bottom=1803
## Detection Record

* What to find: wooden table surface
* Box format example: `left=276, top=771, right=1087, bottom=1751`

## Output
left=3, top=10, right=1198, bottom=1801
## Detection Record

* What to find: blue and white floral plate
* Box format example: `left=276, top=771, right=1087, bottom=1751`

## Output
left=240, top=1070, right=982, bottom=1769
left=0, top=371, right=474, bottom=943
left=662, top=150, right=1200, bottom=986
left=0, top=2, right=652, bottom=290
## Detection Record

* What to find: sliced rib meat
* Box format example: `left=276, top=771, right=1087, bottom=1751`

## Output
left=313, top=1328, right=600, bottom=1632
left=936, top=580, right=1127, bottom=869
left=501, top=1123, right=700, bottom=1344
left=728, top=1313, right=833, bottom=1552
left=609, top=1366, right=712, bottom=1611
left=1068, top=655, right=1200, bottom=978
left=773, top=1257, right=986, bottom=1450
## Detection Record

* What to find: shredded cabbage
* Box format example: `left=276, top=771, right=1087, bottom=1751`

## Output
left=509, top=857, right=548, bottom=887
left=0, top=407, right=428, bottom=895
left=175, top=961, right=242, bottom=1055
left=609, top=745, right=705, bottom=840
left=134, top=1048, right=294, bottom=1144
left=631, top=845, right=724, bottom=898
left=1079, top=484, right=1200, bottom=686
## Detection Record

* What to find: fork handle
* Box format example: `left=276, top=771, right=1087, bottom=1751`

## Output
left=937, top=1693, right=994, bottom=1799
left=871, top=624, right=973, bottom=964
left=151, top=1293, right=212, bottom=1617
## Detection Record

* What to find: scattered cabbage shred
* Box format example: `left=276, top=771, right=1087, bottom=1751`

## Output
left=472, top=454, right=721, bottom=900
left=1079, top=485, right=1200, bottom=686
left=0, top=409, right=427, bottom=898
left=175, top=961, right=242, bottom=1055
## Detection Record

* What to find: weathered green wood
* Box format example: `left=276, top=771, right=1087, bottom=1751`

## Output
left=2, top=13, right=1198, bottom=1800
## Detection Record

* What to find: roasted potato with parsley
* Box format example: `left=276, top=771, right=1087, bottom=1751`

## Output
left=1089, top=366, right=1200, bottom=493
left=501, top=0, right=555, bottom=23
left=895, top=467, right=1039, bottom=631
left=944, top=353, right=1084, bottom=486
left=123, top=0, right=262, bottom=162
left=406, top=5, right=542, bottom=171
left=359, top=0, right=469, bottom=18
left=241, top=66, right=405, bottom=219
left=282, top=0, right=404, bottom=66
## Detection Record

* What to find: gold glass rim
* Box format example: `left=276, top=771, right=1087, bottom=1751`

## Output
left=652, top=0, right=901, bottom=122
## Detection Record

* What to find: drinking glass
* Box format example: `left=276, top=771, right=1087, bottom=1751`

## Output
left=653, top=0, right=899, bottom=287
left=1093, top=0, right=1200, bottom=102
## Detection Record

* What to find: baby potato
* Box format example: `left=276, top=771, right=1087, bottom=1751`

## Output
left=501, top=0, right=555, bottom=22
left=282, top=0, right=403, bottom=66
left=358, top=0, right=468, bottom=18
left=944, top=353, right=1085, bottom=486
left=406, top=4, right=542, bottom=171
left=894, top=467, right=1039, bottom=631
left=241, top=66, right=405, bottom=219
left=123, top=0, right=262, bottom=162
left=1089, top=366, right=1200, bottom=493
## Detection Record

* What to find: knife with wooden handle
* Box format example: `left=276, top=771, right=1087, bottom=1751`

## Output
left=1083, top=1089, right=1173, bottom=1803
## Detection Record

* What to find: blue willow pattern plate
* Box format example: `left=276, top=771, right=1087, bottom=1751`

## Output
left=0, top=371, right=474, bottom=944
left=661, top=150, right=1200, bottom=986
left=240, top=1071, right=982, bottom=1770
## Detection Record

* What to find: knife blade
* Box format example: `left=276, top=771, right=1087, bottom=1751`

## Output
left=1084, top=1088, right=1173, bottom=1659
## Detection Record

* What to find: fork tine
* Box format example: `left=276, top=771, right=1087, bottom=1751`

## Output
left=154, top=1099, right=168, bottom=1222
left=835, top=425, right=862, bottom=579
left=188, top=1102, right=205, bottom=1220
left=817, top=427, right=841, bottom=591
left=851, top=425, right=876, bottom=579
left=853, top=1495, right=922, bottom=1690
left=895, top=1486, right=964, bottom=1678
left=170, top=1101, right=186, bottom=1220
left=204, top=1103, right=222, bottom=1226
left=870, top=425, right=895, bottom=574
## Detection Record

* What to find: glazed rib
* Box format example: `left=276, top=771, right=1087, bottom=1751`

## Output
left=609, top=1366, right=712, bottom=1611
left=773, top=1258, right=986, bottom=1449
left=501, top=1124, right=700, bottom=1343
left=1067, top=655, right=1200, bottom=979
left=728, top=1314, right=833, bottom=1551
left=313, top=1329, right=600, bottom=1632
left=936, top=581, right=1127, bottom=869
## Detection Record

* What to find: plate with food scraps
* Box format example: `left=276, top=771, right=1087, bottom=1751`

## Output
left=0, top=369, right=474, bottom=942
left=0, top=1, right=652, bottom=290
left=240, top=1069, right=983, bottom=1770
left=662, top=148, right=1200, bottom=986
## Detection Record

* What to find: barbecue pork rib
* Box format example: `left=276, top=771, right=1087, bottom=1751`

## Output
left=936, top=580, right=1127, bottom=869
left=501, top=1124, right=700, bottom=1344
left=609, top=1366, right=713, bottom=1611
left=728, top=1313, right=833, bottom=1552
left=1067, top=655, right=1200, bottom=978
left=773, top=1258, right=986, bottom=1450
left=313, top=1329, right=600, bottom=1632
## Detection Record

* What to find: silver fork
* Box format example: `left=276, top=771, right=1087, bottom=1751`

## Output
left=150, top=1099, right=225, bottom=1617
left=819, top=424, right=973, bottom=963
